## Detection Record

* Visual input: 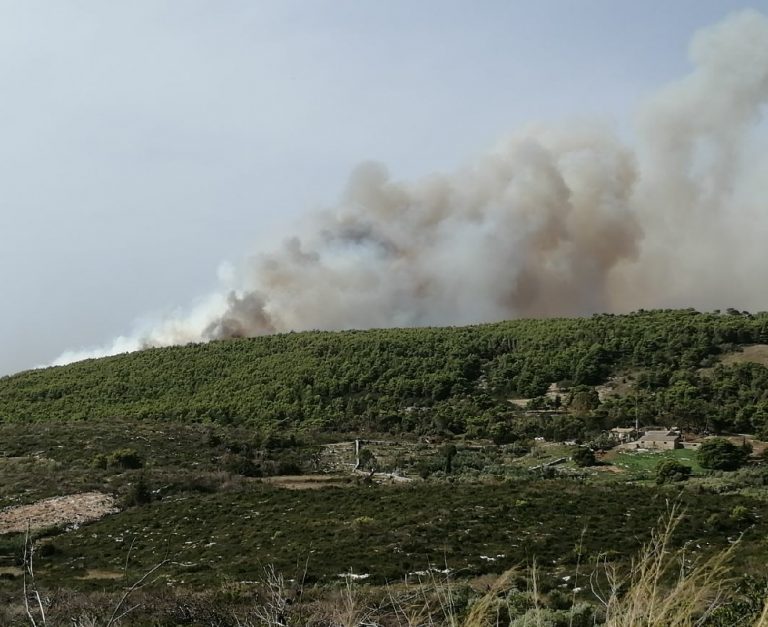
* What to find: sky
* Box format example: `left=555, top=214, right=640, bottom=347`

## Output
left=0, top=0, right=762, bottom=376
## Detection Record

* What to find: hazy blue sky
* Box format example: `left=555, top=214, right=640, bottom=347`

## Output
left=0, top=0, right=759, bottom=375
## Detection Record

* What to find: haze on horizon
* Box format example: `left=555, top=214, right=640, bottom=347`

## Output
left=1, top=1, right=766, bottom=377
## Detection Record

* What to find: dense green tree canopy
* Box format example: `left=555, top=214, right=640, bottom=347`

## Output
left=1, top=309, right=767, bottom=439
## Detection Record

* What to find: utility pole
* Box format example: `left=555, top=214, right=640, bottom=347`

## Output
left=635, top=394, right=640, bottom=434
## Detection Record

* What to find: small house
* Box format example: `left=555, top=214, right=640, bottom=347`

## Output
left=635, top=429, right=681, bottom=450
left=610, top=427, right=638, bottom=443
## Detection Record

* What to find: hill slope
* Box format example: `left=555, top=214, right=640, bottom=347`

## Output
left=2, top=309, right=768, bottom=437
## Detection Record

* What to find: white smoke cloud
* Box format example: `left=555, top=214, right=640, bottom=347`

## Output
left=55, top=9, right=768, bottom=366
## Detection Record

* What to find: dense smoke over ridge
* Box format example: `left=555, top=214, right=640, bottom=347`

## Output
left=54, top=10, right=768, bottom=365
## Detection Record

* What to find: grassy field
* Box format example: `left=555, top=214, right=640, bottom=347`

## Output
left=608, top=448, right=705, bottom=476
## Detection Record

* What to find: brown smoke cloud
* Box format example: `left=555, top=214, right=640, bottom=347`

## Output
left=54, top=9, right=768, bottom=365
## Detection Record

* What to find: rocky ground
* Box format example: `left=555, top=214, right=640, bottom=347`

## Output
left=0, top=491, right=117, bottom=534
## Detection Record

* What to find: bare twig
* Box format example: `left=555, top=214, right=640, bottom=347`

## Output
left=22, top=523, right=46, bottom=627
left=569, top=527, right=587, bottom=627
left=122, top=535, right=137, bottom=577
left=105, top=559, right=169, bottom=627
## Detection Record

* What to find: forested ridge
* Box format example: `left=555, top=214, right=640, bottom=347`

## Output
left=3, top=309, right=768, bottom=438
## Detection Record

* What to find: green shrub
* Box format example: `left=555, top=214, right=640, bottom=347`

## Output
left=123, top=474, right=153, bottom=507
left=655, top=459, right=692, bottom=484
left=730, top=504, right=754, bottom=526
left=352, top=516, right=376, bottom=528
left=697, top=438, right=748, bottom=471
left=107, top=448, right=144, bottom=470
left=92, top=448, right=144, bottom=470
left=37, top=542, right=58, bottom=557
left=572, top=446, right=596, bottom=467
left=222, top=453, right=261, bottom=477
left=357, top=448, right=378, bottom=472
left=276, top=460, right=302, bottom=475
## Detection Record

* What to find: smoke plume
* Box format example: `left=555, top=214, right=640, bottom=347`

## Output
left=54, top=9, right=768, bottom=366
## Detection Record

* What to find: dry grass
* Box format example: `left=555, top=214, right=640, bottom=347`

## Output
left=261, top=474, right=354, bottom=490
left=458, top=503, right=762, bottom=627
left=595, top=504, right=733, bottom=627
left=719, top=344, right=768, bottom=368
left=757, top=603, right=768, bottom=627
left=461, top=568, right=517, bottom=627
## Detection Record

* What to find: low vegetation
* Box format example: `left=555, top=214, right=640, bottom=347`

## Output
left=5, top=505, right=768, bottom=626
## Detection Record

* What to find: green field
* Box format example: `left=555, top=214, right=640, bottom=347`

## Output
left=610, top=448, right=704, bottom=476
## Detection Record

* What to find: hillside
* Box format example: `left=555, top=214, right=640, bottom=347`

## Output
left=2, top=309, right=768, bottom=438
left=3, top=310, right=768, bottom=623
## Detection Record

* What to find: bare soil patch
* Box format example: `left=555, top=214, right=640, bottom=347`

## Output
left=76, top=569, right=124, bottom=580
left=262, top=475, right=354, bottom=490
left=720, top=344, right=768, bottom=367
left=592, top=464, right=623, bottom=474
left=596, top=371, right=640, bottom=400
left=0, top=492, right=118, bottom=535
left=718, top=435, right=768, bottom=456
